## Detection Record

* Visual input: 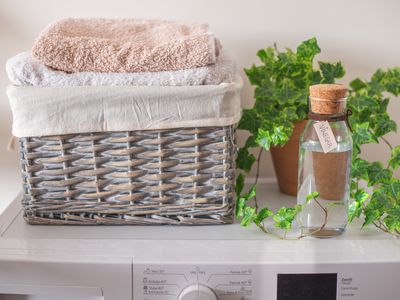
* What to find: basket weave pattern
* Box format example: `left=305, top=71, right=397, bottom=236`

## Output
left=19, top=126, right=236, bottom=225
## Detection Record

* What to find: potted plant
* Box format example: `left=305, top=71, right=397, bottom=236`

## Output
left=236, top=37, right=400, bottom=238
left=239, top=37, right=345, bottom=195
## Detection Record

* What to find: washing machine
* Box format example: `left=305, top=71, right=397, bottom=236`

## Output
left=1, top=184, right=399, bottom=300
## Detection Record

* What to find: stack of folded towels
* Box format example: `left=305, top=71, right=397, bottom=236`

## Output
left=6, top=18, right=241, bottom=138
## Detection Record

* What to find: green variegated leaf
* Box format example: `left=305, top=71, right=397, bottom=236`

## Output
left=349, top=78, right=367, bottom=91
left=319, top=61, right=345, bottom=83
left=306, top=191, right=319, bottom=203
left=235, top=174, right=245, bottom=198
left=273, top=205, right=302, bottom=230
left=351, top=158, right=370, bottom=180
left=255, top=128, right=272, bottom=150
left=352, top=122, right=378, bottom=148
left=367, top=162, right=392, bottom=186
left=349, top=94, right=379, bottom=113
left=236, top=148, right=256, bottom=172
left=296, top=37, right=321, bottom=62
left=348, top=189, right=369, bottom=223
left=254, top=208, right=274, bottom=225
left=384, top=210, right=400, bottom=232
left=241, top=206, right=256, bottom=227
left=389, top=146, right=400, bottom=170
left=238, top=109, right=261, bottom=135
left=236, top=197, right=246, bottom=218
left=257, top=47, right=275, bottom=64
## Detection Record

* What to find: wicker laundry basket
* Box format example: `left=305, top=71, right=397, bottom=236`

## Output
left=18, top=126, right=236, bottom=225
left=8, top=76, right=242, bottom=225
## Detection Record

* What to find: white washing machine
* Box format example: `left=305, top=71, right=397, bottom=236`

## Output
left=1, top=184, right=399, bottom=300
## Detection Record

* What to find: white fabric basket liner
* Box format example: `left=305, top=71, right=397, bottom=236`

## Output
left=8, top=74, right=242, bottom=138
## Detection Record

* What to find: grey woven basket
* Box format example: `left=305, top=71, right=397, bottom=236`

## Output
left=19, top=126, right=236, bottom=225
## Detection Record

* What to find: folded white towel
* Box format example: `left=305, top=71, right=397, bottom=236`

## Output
left=6, top=51, right=236, bottom=87
left=7, top=74, right=243, bottom=138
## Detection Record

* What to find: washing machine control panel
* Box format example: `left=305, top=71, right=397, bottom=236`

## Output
left=133, top=264, right=253, bottom=300
left=133, top=262, right=400, bottom=300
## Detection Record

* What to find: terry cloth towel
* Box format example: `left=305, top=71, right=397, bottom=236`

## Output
left=7, top=74, right=242, bottom=138
left=6, top=50, right=236, bottom=87
left=32, top=18, right=221, bottom=73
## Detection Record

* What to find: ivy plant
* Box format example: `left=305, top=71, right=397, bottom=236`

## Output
left=347, top=68, right=400, bottom=236
left=236, top=37, right=400, bottom=238
left=237, top=37, right=345, bottom=173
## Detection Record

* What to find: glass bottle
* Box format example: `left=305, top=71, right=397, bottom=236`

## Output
left=297, top=84, right=353, bottom=238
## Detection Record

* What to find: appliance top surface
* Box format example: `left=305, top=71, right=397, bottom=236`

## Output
left=1, top=184, right=399, bottom=264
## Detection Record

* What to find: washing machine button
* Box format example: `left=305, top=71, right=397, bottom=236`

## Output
left=177, top=283, right=218, bottom=300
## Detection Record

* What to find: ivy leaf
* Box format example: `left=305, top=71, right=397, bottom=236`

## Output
left=374, top=114, right=397, bottom=137
left=348, top=189, right=369, bottom=222
left=363, top=188, right=386, bottom=227
left=257, top=47, right=275, bottom=64
left=384, top=216, right=400, bottom=232
left=238, top=109, right=260, bottom=135
left=367, top=162, right=392, bottom=186
left=244, top=185, right=257, bottom=201
left=282, top=107, right=299, bottom=122
left=382, top=178, right=400, bottom=204
left=236, top=197, right=246, bottom=218
left=236, top=148, right=256, bottom=172
left=362, top=206, right=382, bottom=227
left=371, top=68, right=400, bottom=96
left=319, top=61, right=345, bottom=83
left=244, top=135, right=257, bottom=149
left=351, top=158, right=370, bottom=180
left=296, top=37, right=321, bottom=62
left=309, top=70, right=323, bottom=84
left=363, top=207, right=383, bottom=228
left=235, top=174, right=245, bottom=198
left=254, top=207, right=274, bottom=225
left=355, top=189, right=370, bottom=203
left=348, top=202, right=360, bottom=223
left=244, top=65, right=270, bottom=87
left=271, top=126, right=289, bottom=146
left=255, top=82, right=274, bottom=100
left=273, top=205, right=302, bottom=230
left=352, top=122, right=378, bottom=149
left=306, top=191, right=319, bottom=204
left=384, top=207, right=400, bottom=232
left=389, top=146, right=400, bottom=170
left=349, top=78, right=367, bottom=91
left=241, top=206, right=256, bottom=227
left=255, top=128, right=272, bottom=150
left=274, top=79, right=301, bottom=105
left=236, top=185, right=257, bottom=218
left=362, top=180, right=400, bottom=227
left=348, top=94, right=379, bottom=113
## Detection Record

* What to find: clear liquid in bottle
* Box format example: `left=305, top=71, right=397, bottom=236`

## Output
left=297, top=138, right=352, bottom=237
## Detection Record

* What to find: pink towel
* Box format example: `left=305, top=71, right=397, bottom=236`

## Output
left=32, top=18, right=221, bottom=73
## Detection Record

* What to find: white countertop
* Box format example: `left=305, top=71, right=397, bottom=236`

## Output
left=0, top=138, right=22, bottom=215
left=1, top=183, right=399, bottom=265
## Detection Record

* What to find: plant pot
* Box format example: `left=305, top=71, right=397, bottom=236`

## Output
left=270, top=120, right=307, bottom=196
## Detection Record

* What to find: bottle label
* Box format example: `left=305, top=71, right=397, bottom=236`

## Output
left=313, top=121, right=338, bottom=153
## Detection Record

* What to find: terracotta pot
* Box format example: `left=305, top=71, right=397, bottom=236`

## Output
left=270, top=120, right=307, bottom=196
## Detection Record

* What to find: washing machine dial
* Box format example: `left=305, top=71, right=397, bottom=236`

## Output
left=177, top=283, right=218, bottom=300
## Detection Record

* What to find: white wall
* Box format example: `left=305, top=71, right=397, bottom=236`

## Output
left=0, top=0, right=399, bottom=212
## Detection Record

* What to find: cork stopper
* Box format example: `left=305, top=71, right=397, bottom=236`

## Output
left=309, top=84, right=347, bottom=115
